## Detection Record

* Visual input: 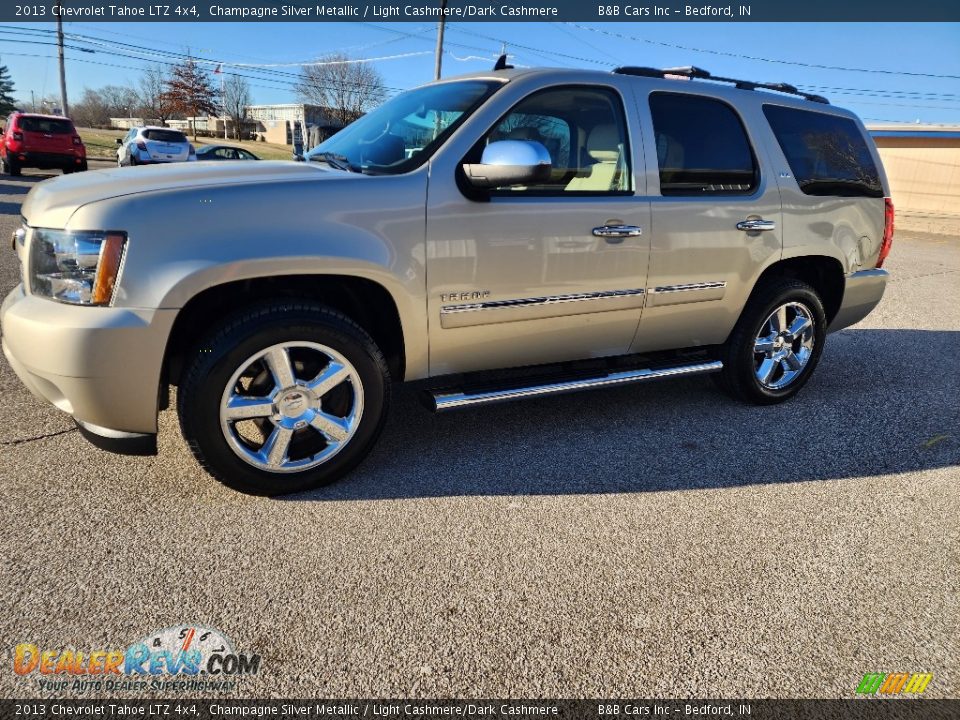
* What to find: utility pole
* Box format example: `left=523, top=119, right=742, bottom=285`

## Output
left=433, top=0, right=448, bottom=81
left=56, top=3, right=69, bottom=116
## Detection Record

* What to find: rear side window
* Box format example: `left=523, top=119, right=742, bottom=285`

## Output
left=649, top=93, right=757, bottom=195
left=18, top=117, right=74, bottom=134
left=143, top=129, right=187, bottom=143
left=763, top=105, right=882, bottom=198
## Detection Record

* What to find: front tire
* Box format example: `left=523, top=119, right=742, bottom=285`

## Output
left=178, top=301, right=391, bottom=495
left=715, top=278, right=826, bottom=405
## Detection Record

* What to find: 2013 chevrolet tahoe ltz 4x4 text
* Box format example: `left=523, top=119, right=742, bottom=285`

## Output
left=1, top=63, right=893, bottom=495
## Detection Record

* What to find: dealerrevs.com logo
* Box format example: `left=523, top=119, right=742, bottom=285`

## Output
left=13, top=625, right=261, bottom=693
left=856, top=672, right=933, bottom=696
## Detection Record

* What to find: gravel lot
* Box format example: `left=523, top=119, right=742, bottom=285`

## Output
left=0, top=167, right=957, bottom=700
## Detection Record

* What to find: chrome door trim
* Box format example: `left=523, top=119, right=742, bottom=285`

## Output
left=646, top=281, right=728, bottom=308
left=649, top=281, right=727, bottom=294
left=440, top=288, right=646, bottom=329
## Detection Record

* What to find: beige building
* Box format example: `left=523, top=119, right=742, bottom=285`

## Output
left=868, top=125, right=960, bottom=236
left=245, top=104, right=343, bottom=146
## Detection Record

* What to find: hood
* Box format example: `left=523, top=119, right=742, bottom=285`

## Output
left=22, top=160, right=340, bottom=228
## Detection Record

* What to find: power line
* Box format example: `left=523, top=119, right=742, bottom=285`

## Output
left=565, top=23, right=960, bottom=80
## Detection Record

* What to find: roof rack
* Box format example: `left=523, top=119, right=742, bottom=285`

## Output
left=613, top=65, right=829, bottom=104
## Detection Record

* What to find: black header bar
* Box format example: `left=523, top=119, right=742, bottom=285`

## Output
left=5, top=0, right=960, bottom=23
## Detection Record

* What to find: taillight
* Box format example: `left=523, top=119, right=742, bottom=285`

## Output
left=877, top=197, right=894, bottom=268
left=136, top=140, right=147, bottom=151
left=72, top=135, right=82, bottom=146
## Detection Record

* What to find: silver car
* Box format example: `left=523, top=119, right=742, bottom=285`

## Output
left=116, top=126, right=195, bottom=166
left=2, top=64, right=892, bottom=495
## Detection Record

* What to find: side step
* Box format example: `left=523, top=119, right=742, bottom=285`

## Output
left=427, top=360, right=723, bottom=412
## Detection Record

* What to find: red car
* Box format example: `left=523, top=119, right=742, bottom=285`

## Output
left=1, top=112, right=88, bottom=176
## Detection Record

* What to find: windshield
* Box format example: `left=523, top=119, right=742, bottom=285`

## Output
left=305, top=80, right=501, bottom=174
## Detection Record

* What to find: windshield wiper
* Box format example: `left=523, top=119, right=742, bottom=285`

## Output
left=308, top=152, right=355, bottom=172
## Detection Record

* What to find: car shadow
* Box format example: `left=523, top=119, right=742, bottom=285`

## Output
left=0, top=174, right=55, bottom=215
left=281, top=328, right=959, bottom=501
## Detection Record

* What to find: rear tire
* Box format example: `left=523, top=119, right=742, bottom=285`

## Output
left=6, top=157, right=21, bottom=176
left=178, top=301, right=391, bottom=496
left=715, top=278, right=826, bottom=405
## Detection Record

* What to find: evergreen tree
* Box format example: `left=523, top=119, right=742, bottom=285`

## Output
left=0, top=65, right=16, bottom=116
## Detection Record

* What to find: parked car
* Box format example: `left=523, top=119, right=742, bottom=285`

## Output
left=116, top=126, right=195, bottom=166
left=195, top=145, right=260, bottom=161
left=1, top=112, right=87, bottom=176
left=2, top=63, right=894, bottom=495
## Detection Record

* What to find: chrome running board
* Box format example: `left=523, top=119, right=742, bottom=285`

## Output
left=428, top=360, right=723, bottom=412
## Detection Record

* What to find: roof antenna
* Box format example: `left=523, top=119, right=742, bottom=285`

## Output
left=493, top=53, right=513, bottom=71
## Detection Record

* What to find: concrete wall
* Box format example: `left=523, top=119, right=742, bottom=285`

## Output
left=873, top=135, right=960, bottom=236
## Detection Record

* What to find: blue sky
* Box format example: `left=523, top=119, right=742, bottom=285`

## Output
left=1, top=21, right=959, bottom=124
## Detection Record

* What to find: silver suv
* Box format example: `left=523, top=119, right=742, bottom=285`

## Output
left=2, top=64, right=893, bottom=495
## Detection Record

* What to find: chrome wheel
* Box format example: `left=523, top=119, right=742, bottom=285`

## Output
left=753, top=302, right=816, bottom=390
left=218, top=341, right=364, bottom=473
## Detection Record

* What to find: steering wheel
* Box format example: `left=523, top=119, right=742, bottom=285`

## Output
left=357, top=119, right=391, bottom=146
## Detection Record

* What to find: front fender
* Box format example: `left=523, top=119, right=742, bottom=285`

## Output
left=67, top=171, right=429, bottom=378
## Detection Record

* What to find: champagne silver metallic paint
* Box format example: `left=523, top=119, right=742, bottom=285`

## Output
left=1, top=67, right=890, bottom=442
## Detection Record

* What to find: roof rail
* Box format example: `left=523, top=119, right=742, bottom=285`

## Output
left=613, top=65, right=829, bottom=104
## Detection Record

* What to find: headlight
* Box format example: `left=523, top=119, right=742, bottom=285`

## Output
left=29, top=229, right=127, bottom=305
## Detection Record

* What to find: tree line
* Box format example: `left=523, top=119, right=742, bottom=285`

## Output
left=1, top=54, right=387, bottom=141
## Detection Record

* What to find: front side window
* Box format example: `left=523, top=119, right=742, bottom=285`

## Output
left=480, top=85, right=632, bottom=194
left=306, top=80, right=501, bottom=175
left=763, top=105, right=882, bottom=198
left=649, top=92, right=758, bottom=195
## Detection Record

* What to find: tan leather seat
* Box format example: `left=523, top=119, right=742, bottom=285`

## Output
left=566, top=124, right=623, bottom=191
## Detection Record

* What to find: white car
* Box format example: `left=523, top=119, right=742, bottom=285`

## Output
left=116, top=126, right=195, bottom=166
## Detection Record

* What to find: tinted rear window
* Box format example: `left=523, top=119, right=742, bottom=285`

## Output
left=143, top=129, right=187, bottom=143
left=649, top=92, right=758, bottom=195
left=763, top=105, right=882, bottom=198
left=18, top=117, right=74, bottom=134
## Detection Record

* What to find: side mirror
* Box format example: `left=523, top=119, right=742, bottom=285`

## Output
left=115, top=138, right=123, bottom=145
left=463, top=140, right=551, bottom=189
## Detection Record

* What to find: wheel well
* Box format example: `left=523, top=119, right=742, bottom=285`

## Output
left=755, top=256, right=845, bottom=323
left=162, top=275, right=406, bottom=387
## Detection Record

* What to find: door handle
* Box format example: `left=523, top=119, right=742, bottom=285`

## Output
left=592, top=224, right=643, bottom=242
left=736, top=219, right=776, bottom=232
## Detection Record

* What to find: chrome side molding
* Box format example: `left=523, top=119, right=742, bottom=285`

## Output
left=428, top=360, right=723, bottom=412
left=439, top=288, right=646, bottom=329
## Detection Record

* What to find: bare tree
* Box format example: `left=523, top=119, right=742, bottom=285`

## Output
left=139, top=65, right=173, bottom=125
left=162, top=58, right=218, bottom=140
left=295, top=53, right=386, bottom=127
left=222, top=74, right=251, bottom=140
left=69, top=85, right=139, bottom=127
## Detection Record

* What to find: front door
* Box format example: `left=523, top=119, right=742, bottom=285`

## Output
left=426, top=83, right=651, bottom=376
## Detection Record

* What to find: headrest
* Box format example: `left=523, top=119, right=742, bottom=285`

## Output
left=586, top=124, right=620, bottom=162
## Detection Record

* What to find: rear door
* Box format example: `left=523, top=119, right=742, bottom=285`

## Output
left=20, top=116, right=75, bottom=154
left=631, top=90, right=782, bottom=353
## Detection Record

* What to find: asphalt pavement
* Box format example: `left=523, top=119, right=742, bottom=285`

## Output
left=0, top=167, right=957, bottom=699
